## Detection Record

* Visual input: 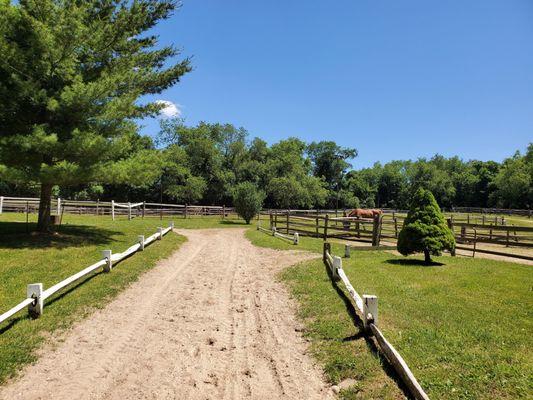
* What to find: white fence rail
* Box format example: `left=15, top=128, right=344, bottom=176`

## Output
left=323, top=243, right=430, bottom=400
left=0, top=223, right=174, bottom=325
left=257, top=222, right=299, bottom=245
left=0, top=195, right=236, bottom=220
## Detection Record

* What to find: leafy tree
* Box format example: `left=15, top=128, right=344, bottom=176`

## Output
left=307, top=141, right=356, bottom=207
left=490, top=152, right=531, bottom=208
left=0, top=0, right=191, bottom=231
left=397, top=188, right=455, bottom=264
left=232, top=182, right=264, bottom=224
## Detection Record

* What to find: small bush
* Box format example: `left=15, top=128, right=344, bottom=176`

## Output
left=232, top=182, right=265, bottom=224
left=397, top=188, right=455, bottom=264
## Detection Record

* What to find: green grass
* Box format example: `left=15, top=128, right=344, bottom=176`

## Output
left=0, top=213, right=190, bottom=383
left=247, top=227, right=533, bottom=399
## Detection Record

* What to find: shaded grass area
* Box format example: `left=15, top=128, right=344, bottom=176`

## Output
left=0, top=213, right=186, bottom=383
left=247, top=227, right=533, bottom=399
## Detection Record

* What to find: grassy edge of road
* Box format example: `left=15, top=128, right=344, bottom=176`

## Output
left=246, top=227, right=533, bottom=400
left=0, top=214, right=189, bottom=384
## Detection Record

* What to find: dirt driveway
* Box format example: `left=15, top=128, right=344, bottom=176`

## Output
left=0, top=229, right=333, bottom=400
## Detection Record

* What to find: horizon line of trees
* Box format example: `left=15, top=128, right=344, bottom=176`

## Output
left=2, top=118, right=532, bottom=211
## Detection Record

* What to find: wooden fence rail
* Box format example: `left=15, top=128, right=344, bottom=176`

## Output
left=0, top=223, right=174, bottom=327
left=323, top=243, right=430, bottom=400
left=0, top=195, right=236, bottom=220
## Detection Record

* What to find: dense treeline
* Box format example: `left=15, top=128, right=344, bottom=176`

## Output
left=2, top=119, right=531, bottom=210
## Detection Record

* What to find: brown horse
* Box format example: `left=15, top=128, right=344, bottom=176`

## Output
left=343, top=208, right=382, bottom=229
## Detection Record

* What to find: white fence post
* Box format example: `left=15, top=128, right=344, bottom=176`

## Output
left=157, top=227, right=163, bottom=240
left=27, top=283, right=43, bottom=319
left=363, top=295, right=378, bottom=331
left=102, top=250, right=112, bottom=272
left=111, top=200, right=115, bottom=221
left=345, top=244, right=350, bottom=258
left=57, top=197, right=61, bottom=215
left=272, top=226, right=277, bottom=236
left=293, top=232, right=299, bottom=245
left=332, top=256, right=342, bottom=281
left=138, top=235, right=145, bottom=251
left=0, top=196, right=3, bottom=214
left=128, top=202, right=131, bottom=220
left=169, top=221, right=174, bottom=230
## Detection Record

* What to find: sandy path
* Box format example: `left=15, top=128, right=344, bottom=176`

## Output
left=0, top=229, right=333, bottom=400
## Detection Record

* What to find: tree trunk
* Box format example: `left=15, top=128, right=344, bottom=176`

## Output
left=424, top=248, right=431, bottom=265
left=37, top=183, right=53, bottom=232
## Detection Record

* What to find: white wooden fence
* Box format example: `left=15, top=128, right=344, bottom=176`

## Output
left=257, top=221, right=299, bottom=245
left=0, top=195, right=235, bottom=220
left=323, top=243, right=430, bottom=400
left=0, top=223, right=174, bottom=324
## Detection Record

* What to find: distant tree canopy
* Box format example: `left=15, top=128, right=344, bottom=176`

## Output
left=2, top=111, right=532, bottom=211
left=0, top=0, right=191, bottom=231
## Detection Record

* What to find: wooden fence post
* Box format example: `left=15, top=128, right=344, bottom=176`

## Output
left=286, top=209, right=290, bottom=234
left=184, top=204, right=188, bottom=219
left=128, top=202, right=131, bottom=220
left=0, top=195, right=3, bottom=214
left=394, top=217, right=398, bottom=238
left=269, top=211, right=273, bottom=230
left=111, top=200, right=115, bottom=221
left=447, top=218, right=456, bottom=256
left=363, top=295, right=378, bottom=332
left=323, top=242, right=331, bottom=263
left=157, top=227, right=163, bottom=240
left=315, top=209, right=319, bottom=237
left=96, top=199, right=99, bottom=216
left=57, top=197, right=61, bottom=215
left=332, top=256, right=341, bottom=281
left=102, top=250, right=112, bottom=272
left=142, top=201, right=145, bottom=219
left=324, top=214, right=329, bottom=241
left=138, top=235, right=145, bottom=251
left=222, top=204, right=226, bottom=219
left=274, top=211, right=278, bottom=230
left=372, top=214, right=381, bottom=246
left=344, top=244, right=350, bottom=258
left=27, top=283, right=43, bottom=319
left=293, top=232, right=299, bottom=245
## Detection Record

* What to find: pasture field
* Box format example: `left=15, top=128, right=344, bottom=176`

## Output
left=0, top=213, right=191, bottom=383
left=247, top=229, right=533, bottom=400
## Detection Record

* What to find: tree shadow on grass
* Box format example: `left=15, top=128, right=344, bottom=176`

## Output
left=0, top=221, right=122, bottom=250
left=386, top=258, right=445, bottom=267
left=323, top=262, right=412, bottom=398
left=219, top=220, right=248, bottom=226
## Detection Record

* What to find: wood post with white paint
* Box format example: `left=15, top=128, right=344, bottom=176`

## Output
left=27, top=283, right=43, bottom=319
left=157, top=227, right=163, bottom=240
left=344, top=244, right=350, bottom=258
left=363, top=295, right=378, bottom=331
left=111, top=200, right=115, bottom=221
left=293, top=232, right=299, bottom=245
left=138, top=235, right=145, bottom=251
left=0, top=195, right=3, bottom=214
left=102, top=250, right=112, bottom=272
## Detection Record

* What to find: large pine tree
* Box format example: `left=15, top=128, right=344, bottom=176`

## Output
left=0, top=0, right=191, bottom=231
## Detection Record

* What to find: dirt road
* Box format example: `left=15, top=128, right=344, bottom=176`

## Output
left=0, top=229, right=333, bottom=400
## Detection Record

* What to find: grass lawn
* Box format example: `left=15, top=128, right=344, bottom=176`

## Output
left=247, top=228, right=533, bottom=399
left=0, top=213, right=195, bottom=383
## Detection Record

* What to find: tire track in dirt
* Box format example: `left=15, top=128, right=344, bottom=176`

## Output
left=0, top=229, right=333, bottom=400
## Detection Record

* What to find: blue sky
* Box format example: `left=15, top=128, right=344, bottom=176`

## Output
left=142, top=0, right=533, bottom=168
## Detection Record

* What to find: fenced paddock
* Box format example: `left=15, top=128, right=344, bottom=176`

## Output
left=0, top=195, right=237, bottom=220
left=260, top=209, right=533, bottom=261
